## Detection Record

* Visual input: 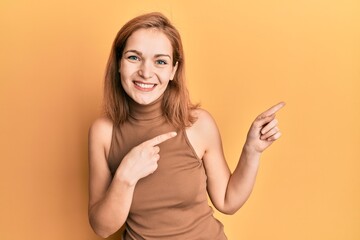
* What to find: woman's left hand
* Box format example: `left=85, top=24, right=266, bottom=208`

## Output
left=245, top=102, right=286, bottom=154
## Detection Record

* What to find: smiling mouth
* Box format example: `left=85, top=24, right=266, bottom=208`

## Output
left=133, top=81, right=157, bottom=91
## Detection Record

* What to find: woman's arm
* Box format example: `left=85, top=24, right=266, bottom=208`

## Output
left=88, top=118, right=134, bottom=238
left=88, top=118, right=177, bottom=237
left=224, top=102, right=285, bottom=213
left=191, top=102, right=285, bottom=215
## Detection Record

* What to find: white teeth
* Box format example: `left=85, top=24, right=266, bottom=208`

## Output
left=135, top=82, right=155, bottom=89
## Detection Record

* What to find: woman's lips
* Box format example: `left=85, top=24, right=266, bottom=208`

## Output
left=133, top=81, right=157, bottom=91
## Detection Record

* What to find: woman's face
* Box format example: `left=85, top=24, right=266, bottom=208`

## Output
left=119, top=28, right=178, bottom=105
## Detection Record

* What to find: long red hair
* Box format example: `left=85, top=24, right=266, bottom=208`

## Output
left=103, top=12, right=198, bottom=129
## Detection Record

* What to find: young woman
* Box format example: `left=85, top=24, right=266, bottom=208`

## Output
left=88, top=12, right=285, bottom=239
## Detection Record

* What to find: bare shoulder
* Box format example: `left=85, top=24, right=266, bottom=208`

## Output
left=89, top=117, right=113, bottom=155
left=89, top=117, right=113, bottom=137
left=187, top=108, right=220, bottom=159
left=190, top=108, right=219, bottom=133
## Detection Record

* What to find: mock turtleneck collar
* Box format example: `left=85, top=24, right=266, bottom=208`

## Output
left=128, top=95, right=164, bottom=121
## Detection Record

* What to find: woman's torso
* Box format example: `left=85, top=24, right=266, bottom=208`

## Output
left=107, top=98, right=227, bottom=239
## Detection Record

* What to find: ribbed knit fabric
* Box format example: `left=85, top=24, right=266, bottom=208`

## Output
left=108, top=96, right=227, bottom=240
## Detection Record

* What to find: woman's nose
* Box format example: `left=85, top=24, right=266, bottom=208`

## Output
left=138, top=61, right=154, bottom=79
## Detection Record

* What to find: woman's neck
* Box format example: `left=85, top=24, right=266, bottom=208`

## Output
left=128, top=95, right=164, bottom=121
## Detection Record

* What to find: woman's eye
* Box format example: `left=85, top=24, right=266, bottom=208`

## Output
left=127, top=55, right=139, bottom=61
left=156, top=60, right=167, bottom=65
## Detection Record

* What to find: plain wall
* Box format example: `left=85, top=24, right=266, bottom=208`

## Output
left=0, top=0, right=359, bottom=239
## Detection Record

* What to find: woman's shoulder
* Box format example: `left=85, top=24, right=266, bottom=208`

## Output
left=89, top=117, right=113, bottom=144
left=188, top=108, right=219, bottom=139
left=90, top=117, right=113, bottom=131
left=191, top=108, right=218, bottom=129
left=186, top=108, right=220, bottom=159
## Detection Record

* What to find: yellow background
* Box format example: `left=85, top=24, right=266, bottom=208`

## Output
left=1, top=0, right=359, bottom=239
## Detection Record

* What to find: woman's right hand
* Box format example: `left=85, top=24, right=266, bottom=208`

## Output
left=117, top=131, right=177, bottom=186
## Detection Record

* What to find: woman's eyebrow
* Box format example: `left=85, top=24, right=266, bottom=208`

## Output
left=124, top=49, right=142, bottom=55
left=124, top=50, right=171, bottom=59
left=154, top=54, right=171, bottom=59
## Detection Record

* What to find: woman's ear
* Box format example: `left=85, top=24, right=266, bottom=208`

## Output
left=170, top=62, right=178, bottom=81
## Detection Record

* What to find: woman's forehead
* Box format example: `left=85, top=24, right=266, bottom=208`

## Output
left=124, top=28, right=173, bottom=55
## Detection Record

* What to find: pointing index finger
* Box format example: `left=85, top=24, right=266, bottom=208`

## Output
left=260, top=102, right=286, bottom=118
left=146, top=131, right=177, bottom=146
